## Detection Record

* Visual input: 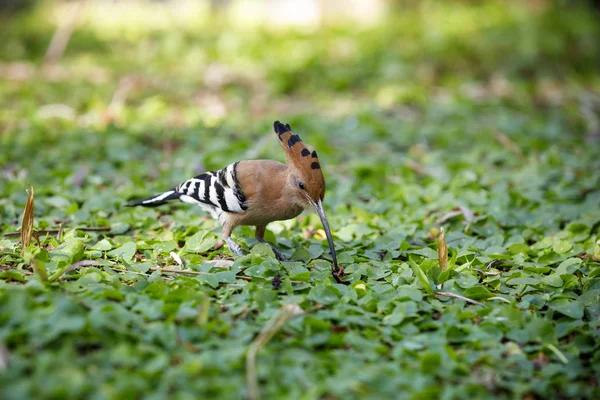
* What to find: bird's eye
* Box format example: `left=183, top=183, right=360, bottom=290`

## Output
left=298, top=182, right=306, bottom=190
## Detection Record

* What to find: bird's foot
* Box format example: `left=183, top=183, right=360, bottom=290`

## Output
left=256, top=239, right=286, bottom=261
left=225, top=237, right=245, bottom=256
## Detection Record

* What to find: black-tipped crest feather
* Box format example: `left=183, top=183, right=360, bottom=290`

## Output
left=273, top=119, right=326, bottom=202
left=273, top=121, right=289, bottom=136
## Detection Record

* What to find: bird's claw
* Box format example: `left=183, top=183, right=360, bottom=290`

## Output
left=271, top=247, right=286, bottom=261
left=225, top=238, right=245, bottom=256
left=332, top=265, right=347, bottom=284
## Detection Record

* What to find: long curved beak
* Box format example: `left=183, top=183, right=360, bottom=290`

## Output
left=307, top=197, right=339, bottom=272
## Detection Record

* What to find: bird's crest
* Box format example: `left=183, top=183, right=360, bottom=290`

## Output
left=273, top=121, right=325, bottom=201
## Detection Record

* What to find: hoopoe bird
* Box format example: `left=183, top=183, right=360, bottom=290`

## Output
left=127, top=121, right=342, bottom=279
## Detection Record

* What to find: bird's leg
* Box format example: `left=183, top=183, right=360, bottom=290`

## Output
left=222, top=224, right=244, bottom=256
left=255, top=225, right=286, bottom=261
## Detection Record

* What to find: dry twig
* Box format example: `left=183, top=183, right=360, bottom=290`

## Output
left=246, top=304, right=304, bottom=400
left=435, top=291, right=484, bottom=306
left=44, top=1, right=86, bottom=67
left=494, top=131, right=523, bottom=158
left=4, top=226, right=110, bottom=239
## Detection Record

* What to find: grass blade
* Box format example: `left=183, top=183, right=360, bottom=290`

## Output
left=545, top=343, right=569, bottom=365
left=410, top=258, right=434, bottom=295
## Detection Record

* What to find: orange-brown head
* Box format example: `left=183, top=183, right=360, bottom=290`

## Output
left=273, top=121, right=325, bottom=203
left=273, top=120, right=338, bottom=274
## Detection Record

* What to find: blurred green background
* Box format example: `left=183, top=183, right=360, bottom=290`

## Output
left=1, top=1, right=600, bottom=399
left=1, top=0, right=598, bottom=221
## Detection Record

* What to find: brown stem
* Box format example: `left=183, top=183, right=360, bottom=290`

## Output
left=435, top=291, right=484, bottom=306
left=4, top=226, right=110, bottom=238
left=43, top=1, right=86, bottom=67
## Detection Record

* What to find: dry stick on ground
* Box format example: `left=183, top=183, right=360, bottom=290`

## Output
left=4, top=226, right=111, bottom=239
left=150, top=267, right=242, bottom=277
left=246, top=304, right=304, bottom=400
left=494, top=131, right=524, bottom=158
left=486, top=296, right=511, bottom=304
left=151, top=267, right=305, bottom=284
left=54, top=262, right=229, bottom=279
left=52, top=261, right=304, bottom=285
left=435, top=291, right=484, bottom=306
left=56, top=222, right=64, bottom=240
left=43, top=1, right=86, bottom=67
left=436, top=206, right=474, bottom=226
left=435, top=210, right=462, bottom=225
left=48, top=260, right=100, bottom=282
left=404, top=159, right=430, bottom=177
left=105, top=76, right=136, bottom=122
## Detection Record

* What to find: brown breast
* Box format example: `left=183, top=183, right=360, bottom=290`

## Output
left=229, top=160, right=305, bottom=226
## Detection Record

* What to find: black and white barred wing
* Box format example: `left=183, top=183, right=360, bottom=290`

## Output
left=177, top=162, right=247, bottom=213
left=126, top=162, right=247, bottom=215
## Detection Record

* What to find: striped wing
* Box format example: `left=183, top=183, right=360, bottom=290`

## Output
left=177, top=161, right=247, bottom=213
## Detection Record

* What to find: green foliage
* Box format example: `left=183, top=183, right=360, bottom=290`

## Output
left=1, top=1, right=600, bottom=399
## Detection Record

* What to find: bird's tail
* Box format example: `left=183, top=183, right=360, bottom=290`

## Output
left=126, top=189, right=180, bottom=207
